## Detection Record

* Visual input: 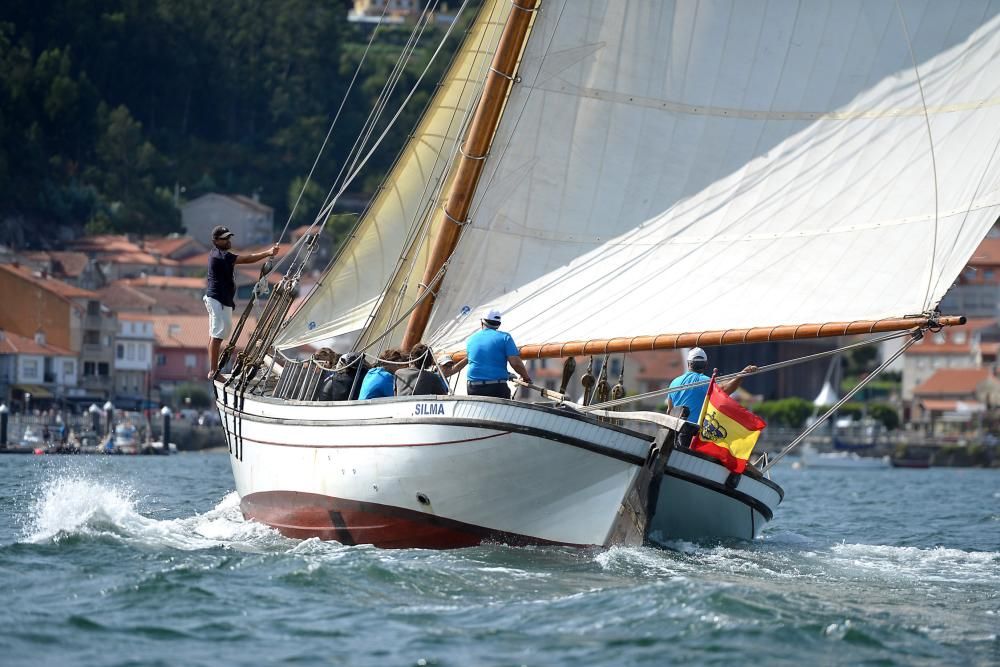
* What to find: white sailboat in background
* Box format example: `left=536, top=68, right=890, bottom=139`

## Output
left=213, top=0, right=1000, bottom=548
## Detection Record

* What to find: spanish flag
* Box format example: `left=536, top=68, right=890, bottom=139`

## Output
left=690, top=376, right=766, bottom=474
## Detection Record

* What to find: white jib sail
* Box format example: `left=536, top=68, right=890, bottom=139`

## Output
left=275, top=1, right=510, bottom=350
left=419, top=0, right=1000, bottom=353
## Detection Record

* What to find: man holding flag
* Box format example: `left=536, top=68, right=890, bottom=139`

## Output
left=690, top=372, right=767, bottom=474
left=666, top=348, right=755, bottom=421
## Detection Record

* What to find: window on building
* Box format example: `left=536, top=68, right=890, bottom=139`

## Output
left=138, top=346, right=147, bottom=361
left=84, top=331, right=100, bottom=345
left=184, top=354, right=197, bottom=369
left=98, top=362, right=109, bottom=376
left=87, top=300, right=100, bottom=316
left=156, top=354, right=167, bottom=367
left=610, top=360, right=622, bottom=377
left=985, top=270, right=995, bottom=281
left=104, top=336, right=112, bottom=347
left=117, top=344, right=125, bottom=359
left=22, top=359, right=39, bottom=379
left=953, top=332, right=966, bottom=344
left=916, top=358, right=926, bottom=369
left=63, top=361, right=74, bottom=376
left=126, top=344, right=135, bottom=361
left=934, top=333, right=946, bottom=345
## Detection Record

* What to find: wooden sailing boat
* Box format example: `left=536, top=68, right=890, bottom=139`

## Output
left=213, top=0, right=1000, bottom=548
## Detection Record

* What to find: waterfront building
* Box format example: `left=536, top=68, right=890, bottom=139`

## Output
left=0, top=329, right=77, bottom=412
left=181, top=193, right=274, bottom=248
left=0, top=263, right=117, bottom=404
left=912, top=367, right=1000, bottom=438
left=901, top=318, right=1000, bottom=402
left=114, top=314, right=155, bottom=410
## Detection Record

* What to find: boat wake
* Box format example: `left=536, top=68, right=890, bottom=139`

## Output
left=21, top=474, right=287, bottom=552
left=594, top=537, right=1000, bottom=588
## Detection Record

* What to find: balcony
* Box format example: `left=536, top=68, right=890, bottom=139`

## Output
left=81, top=344, right=114, bottom=360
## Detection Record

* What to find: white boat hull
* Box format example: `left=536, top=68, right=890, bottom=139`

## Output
left=215, top=386, right=783, bottom=548
left=800, top=445, right=890, bottom=469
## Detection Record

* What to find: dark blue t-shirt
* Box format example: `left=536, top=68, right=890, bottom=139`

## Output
left=206, top=247, right=238, bottom=307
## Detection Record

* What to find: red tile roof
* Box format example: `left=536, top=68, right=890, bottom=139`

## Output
left=0, top=263, right=97, bottom=300
left=154, top=314, right=256, bottom=349
left=119, top=275, right=207, bottom=290
left=97, top=284, right=205, bottom=316
left=71, top=234, right=142, bottom=253
left=19, top=250, right=92, bottom=278
left=142, top=235, right=205, bottom=259
left=117, top=312, right=154, bottom=323
left=0, top=329, right=73, bottom=356
left=913, top=368, right=992, bottom=396
left=968, top=238, right=1000, bottom=266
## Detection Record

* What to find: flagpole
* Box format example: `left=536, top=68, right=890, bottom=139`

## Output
left=694, top=370, right=718, bottom=432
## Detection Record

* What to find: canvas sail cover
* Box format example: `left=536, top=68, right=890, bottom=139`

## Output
left=275, top=1, right=509, bottom=350
left=415, top=0, right=1000, bottom=353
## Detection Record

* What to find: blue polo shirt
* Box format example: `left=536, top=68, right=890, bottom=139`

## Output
left=466, top=328, right=518, bottom=381
left=358, top=367, right=395, bottom=400
left=668, top=371, right=711, bottom=422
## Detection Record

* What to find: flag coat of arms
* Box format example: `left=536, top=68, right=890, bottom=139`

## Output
left=690, top=376, right=766, bottom=474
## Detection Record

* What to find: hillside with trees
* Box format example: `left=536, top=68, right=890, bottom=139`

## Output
left=0, top=1, right=471, bottom=248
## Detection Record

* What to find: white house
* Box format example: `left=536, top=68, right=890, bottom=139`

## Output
left=114, top=314, right=155, bottom=409
left=0, top=328, right=77, bottom=410
left=181, top=194, right=274, bottom=247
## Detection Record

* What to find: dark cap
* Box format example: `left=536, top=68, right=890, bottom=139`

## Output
left=212, top=225, right=234, bottom=240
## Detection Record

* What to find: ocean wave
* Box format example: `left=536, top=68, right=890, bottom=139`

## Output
left=21, top=474, right=285, bottom=552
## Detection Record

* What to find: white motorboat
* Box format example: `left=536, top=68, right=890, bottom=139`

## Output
left=798, top=444, right=890, bottom=470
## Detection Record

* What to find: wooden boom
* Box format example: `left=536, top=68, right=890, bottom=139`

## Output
left=445, top=315, right=965, bottom=361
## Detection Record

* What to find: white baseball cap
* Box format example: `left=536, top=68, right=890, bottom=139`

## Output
left=484, top=308, right=502, bottom=323
left=687, top=347, right=707, bottom=362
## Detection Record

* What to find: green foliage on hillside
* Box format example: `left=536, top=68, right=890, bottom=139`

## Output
left=0, top=1, right=472, bottom=246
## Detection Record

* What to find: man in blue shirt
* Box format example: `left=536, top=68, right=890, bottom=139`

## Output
left=205, top=225, right=279, bottom=379
left=666, top=347, right=756, bottom=422
left=465, top=309, right=530, bottom=400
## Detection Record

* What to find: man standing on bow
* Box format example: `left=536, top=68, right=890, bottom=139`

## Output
left=204, top=225, right=279, bottom=379
left=465, top=309, right=530, bottom=400
left=666, top=347, right=757, bottom=422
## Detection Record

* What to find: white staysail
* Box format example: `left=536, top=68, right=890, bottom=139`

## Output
left=417, top=0, right=1000, bottom=352
left=275, top=1, right=509, bottom=350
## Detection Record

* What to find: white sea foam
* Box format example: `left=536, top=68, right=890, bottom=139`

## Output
left=23, top=475, right=284, bottom=552
left=826, top=542, right=1000, bottom=583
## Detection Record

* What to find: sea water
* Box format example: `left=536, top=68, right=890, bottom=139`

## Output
left=0, top=453, right=996, bottom=666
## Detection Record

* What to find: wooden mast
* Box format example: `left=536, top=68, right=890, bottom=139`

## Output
left=444, top=315, right=966, bottom=361
left=401, top=0, right=540, bottom=350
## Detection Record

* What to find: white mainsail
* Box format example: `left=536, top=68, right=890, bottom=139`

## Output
left=414, top=0, right=1000, bottom=352
left=275, top=0, right=509, bottom=350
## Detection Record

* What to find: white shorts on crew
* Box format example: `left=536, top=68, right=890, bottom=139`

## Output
left=204, top=296, right=233, bottom=340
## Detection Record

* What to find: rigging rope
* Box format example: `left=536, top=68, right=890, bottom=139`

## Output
left=276, top=0, right=394, bottom=247
left=894, top=0, right=940, bottom=310
left=581, top=326, right=923, bottom=412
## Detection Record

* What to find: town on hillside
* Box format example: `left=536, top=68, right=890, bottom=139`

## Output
left=0, top=192, right=998, bottom=456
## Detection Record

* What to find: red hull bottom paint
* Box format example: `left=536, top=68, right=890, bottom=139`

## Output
left=240, top=491, right=575, bottom=549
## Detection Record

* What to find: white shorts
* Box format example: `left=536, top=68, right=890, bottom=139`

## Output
left=204, top=296, right=233, bottom=340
